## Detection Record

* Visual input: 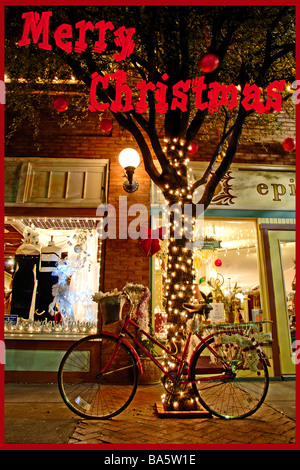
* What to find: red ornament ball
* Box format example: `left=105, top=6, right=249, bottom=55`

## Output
left=214, top=259, right=222, bottom=267
left=199, top=53, right=219, bottom=73
left=188, top=142, right=198, bottom=154
left=100, top=118, right=113, bottom=132
left=53, top=95, right=69, bottom=112
left=282, top=137, right=295, bottom=151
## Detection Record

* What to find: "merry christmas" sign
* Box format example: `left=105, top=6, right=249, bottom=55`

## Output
left=18, top=11, right=289, bottom=116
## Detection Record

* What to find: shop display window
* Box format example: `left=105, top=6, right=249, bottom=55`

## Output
left=153, top=218, right=262, bottom=331
left=4, top=217, right=103, bottom=338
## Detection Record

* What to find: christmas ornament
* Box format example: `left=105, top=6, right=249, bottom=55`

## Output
left=100, top=118, right=113, bottom=132
left=53, top=95, right=69, bottom=112
left=199, top=53, right=219, bottom=73
left=139, top=226, right=166, bottom=257
left=214, top=259, right=222, bottom=267
left=188, top=142, right=198, bottom=154
left=282, top=137, right=295, bottom=151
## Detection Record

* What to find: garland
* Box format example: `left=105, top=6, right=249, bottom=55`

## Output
left=212, top=332, right=272, bottom=372
left=124, top=283, right=151, bottom=332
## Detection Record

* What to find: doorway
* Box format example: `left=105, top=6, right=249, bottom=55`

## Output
left=262, top=226, right=296, bottom=376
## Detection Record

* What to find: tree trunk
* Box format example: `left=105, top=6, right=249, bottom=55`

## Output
left=165, top=230, right=195, bottom=324
left=160, top=139, right=198, bottom=347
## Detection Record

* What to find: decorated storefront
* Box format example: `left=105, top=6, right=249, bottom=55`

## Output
left=4, top=157, right=296, bottom=380
left=150, top=163, right=296, bottom=378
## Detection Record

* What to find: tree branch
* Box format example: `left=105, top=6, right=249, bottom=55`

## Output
left=186, top=15, right=238, bottom=144
left=191, top=122, right=234, bottom=192
left=197, top=106, right=247, bottom=209
left=54, top=48, right=165, bottom=186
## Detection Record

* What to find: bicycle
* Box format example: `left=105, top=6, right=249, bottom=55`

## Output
left=58, top=283, right=273, bottom=420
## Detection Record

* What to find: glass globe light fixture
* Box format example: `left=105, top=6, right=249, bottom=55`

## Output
left=118, top=148, right=141, bottom=193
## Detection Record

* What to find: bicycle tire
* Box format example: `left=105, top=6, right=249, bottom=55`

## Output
left=190, top=333, right=269, bottom=419
left=58, top=333, right=139, bottom=419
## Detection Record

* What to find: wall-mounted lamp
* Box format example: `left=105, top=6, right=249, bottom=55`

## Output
left=118, top=148, right=140, bottom=193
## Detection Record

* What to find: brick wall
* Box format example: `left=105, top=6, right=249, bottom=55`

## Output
left=188, top=111, right=296, bottom=166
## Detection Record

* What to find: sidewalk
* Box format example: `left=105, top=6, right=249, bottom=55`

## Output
left=4, top=380, right=296, bottom=446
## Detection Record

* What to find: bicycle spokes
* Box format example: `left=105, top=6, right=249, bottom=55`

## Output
left=190, top=334, right=269, bottom=419
left=58, top=334, right=139, bottom=419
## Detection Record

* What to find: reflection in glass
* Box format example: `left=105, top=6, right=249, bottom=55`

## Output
left=280, top=241, right=296, bottom=351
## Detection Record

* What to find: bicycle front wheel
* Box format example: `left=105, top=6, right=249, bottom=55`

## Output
left=190, top=335, right=269, bottom=419
left=58, top=333, right=139, bottom=419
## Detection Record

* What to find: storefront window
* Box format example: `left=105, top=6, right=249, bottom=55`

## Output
left=279, top=241, right=296, bottom=351
left=4, top=217, right=103, bottom=337
left=153, top=218, right=262, bottom=330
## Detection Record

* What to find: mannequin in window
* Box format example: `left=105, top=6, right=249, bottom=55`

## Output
left=35, top=236, right=62, bottom=321
left=10, top=239, right=40, bottom=319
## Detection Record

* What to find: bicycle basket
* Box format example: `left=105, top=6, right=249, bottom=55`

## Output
left=93, top=292, right=125, bottom=324
left=200, top=321, right=273, bottom=360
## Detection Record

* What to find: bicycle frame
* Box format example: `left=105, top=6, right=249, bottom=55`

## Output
left=100, top=311, right=233, bottom=385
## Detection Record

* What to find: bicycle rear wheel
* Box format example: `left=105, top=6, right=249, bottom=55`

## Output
left=190, top=334, right=269, bottom=419
left=58, top=333, right=139, bottom=419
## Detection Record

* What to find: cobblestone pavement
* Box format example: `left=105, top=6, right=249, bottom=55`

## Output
left=68, top=384, right=296, bottom=445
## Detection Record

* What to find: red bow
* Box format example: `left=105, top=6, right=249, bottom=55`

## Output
left=139, top=226, right=166, bottom=257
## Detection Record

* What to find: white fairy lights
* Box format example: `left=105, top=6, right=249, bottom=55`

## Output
left=160, top=137, right=198, bottom=335
left=158, top=136, right=201, bottom=411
